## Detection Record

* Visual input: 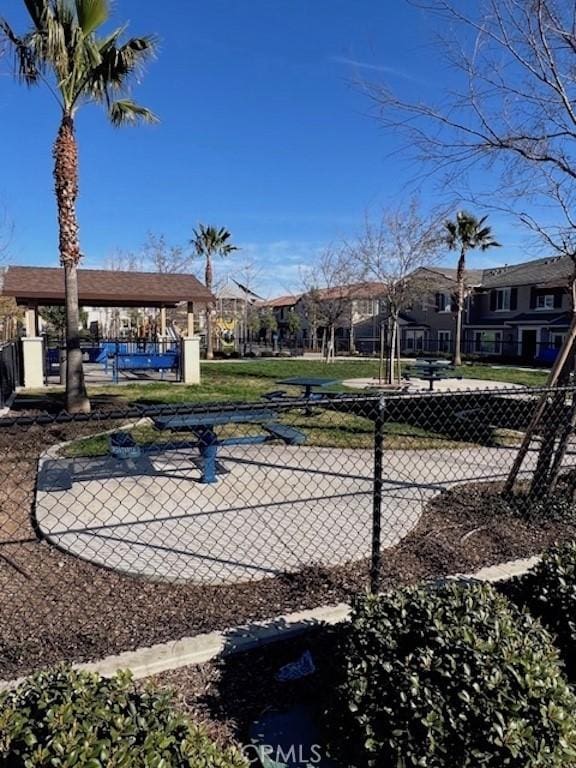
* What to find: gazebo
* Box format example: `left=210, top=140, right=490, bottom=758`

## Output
left=0, top=265, right=214, bottom=388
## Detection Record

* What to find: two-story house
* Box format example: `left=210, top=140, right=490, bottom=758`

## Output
left=402, top=255, right=573, bottom=361
left=259, top=283, right=386, bottom=351
left=465, top=257, right=572, bottom=359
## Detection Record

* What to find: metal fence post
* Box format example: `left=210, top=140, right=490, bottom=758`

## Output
left=370, top=395, right=385, bottom=594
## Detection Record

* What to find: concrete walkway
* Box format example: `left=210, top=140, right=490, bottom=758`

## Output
left=34, top=441, right=536, bottom=585
left=342, top=377, right=525, bottom=393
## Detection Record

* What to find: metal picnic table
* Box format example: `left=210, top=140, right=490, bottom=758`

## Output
left=270, top=376, right=339, bottom=414
left=152, top=409, right=305, bottom=484
left=276, top=376, right=338, bottom=397
left=406, top=358, right=457, bottom=391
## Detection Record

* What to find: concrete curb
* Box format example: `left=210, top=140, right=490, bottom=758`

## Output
left=0, top=553, right=541, bottom=691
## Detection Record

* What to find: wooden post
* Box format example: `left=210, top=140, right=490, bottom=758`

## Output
left=160, top=306, right=167, bottom=337
left=187, top=301, right=194, bottom=337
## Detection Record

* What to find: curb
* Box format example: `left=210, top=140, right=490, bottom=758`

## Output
left=0, top=553, right=540, bottom=691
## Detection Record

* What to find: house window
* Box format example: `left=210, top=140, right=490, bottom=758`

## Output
left=551, top=332, right=566, bottom=349
left=474, top=330, right=502, bottom=354
left=354, top=299, right=375, bottom=316
left=495, top=288, right=511, bottom=311
left=536, top=294, right=555, bottom=310
left=436, top=293, right=452, bottom=312
left=403, top=329, right=426, bottom=352
left=437, top=330, right=451, bottom=353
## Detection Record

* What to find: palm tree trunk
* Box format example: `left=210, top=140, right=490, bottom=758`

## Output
left=205, top=255, right=214, bottom=360
left=453, top=247, right=466, bottom=367
left=54, top=115, right=89, bottom=413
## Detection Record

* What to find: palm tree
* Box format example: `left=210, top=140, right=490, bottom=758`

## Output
left=445, top=212, right=500, bottom=366
left=1, top=0, right=157, bottom=412
left=191, top=225, right=238, bottom=359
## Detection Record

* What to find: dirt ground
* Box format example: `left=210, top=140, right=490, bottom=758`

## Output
left=1, top=410, right=575, bottom=681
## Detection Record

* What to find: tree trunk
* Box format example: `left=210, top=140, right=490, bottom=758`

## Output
left=387, top=315, right=398, bottom=385
left=453, top=247, right=466, bottom=367
left=54, top=115, right=89, bottom=413
left=205, top=255, right=214, bottom=360
left=378, top=320, right=386, bottom=383
left=504, top=308, right=576, bottom=495
left=329, top=325, right=335, bottom=363
left=396, top=322, right=402, bottom=385
left=528, top=382, right=568, bottom=499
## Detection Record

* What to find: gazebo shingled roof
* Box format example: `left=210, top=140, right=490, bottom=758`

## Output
left=1, top=266, right=214, bottom=308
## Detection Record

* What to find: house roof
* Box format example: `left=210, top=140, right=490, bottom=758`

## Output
left=216, top=278, right=262, bottom=302
left=480, top=255, right=574, bottom=288
left=398, top=310, right=429, bottom=328
left=410, top=256, right=574, bottom=291
left=1, top=266, right=214, bottom=308
left=419, top=266, right=484, bottom=286
left=314, top=281, right=386, bottom=301
left=257, top=294, right=302, bottom=309
left=506, top=311, right=572, bottom=326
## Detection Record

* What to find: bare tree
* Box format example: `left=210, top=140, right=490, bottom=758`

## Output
left=349, top=201, right=444, bottom=383
left=371, top=1, right=576, bottom=221
left=142, top=232, right=187, bottom=274
left=0, top=206, right=12, bottom=264
left=0, top=208, right=17, bottom=340
left=367, top=0, right=576, bottom=491
left=105, top=248, right=145, bottom=272
left=301, top=248, right=359, bottom=363
left=235, top=259, right=262, bottom=353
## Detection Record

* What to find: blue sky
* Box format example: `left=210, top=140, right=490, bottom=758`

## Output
left=0, top=0, right=534, bottom=296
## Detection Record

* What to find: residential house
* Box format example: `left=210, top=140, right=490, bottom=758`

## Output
left=399, top=256, right=573, bottom=361
left=464, top=257, right=572, bottom=360
left=257, top=284, right=386, bottom=351
left=257, top=294, right=302, bottom=341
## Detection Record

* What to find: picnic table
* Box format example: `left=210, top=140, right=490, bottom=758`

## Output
left=405, top=359, right=458, bottom=391
left=152, top=409, right=305, bottom=484
left=265, top=376, right=339, bottom=414
left=277, top=376, right=338, bottom=397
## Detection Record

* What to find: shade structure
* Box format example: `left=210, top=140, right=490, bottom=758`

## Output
left=1, top=266, right=214, bottom=308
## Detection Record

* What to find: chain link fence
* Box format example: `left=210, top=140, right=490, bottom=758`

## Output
left=1, top=386, right=576, bottom=678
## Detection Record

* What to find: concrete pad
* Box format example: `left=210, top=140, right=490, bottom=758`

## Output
left=35, top=440, right=539, bottom=585
left=342, top=377, right=525, bottom=392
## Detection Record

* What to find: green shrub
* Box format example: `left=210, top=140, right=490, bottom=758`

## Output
left=321, top=582, right=576, bottom=768
left=0, top=666, right=247, bottom=768
left=506, top=541, right=576, bottom=678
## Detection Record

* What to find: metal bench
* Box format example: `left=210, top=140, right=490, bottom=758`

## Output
left=263, top=390, right=288, bottom=401
left=112, top=352, right=179, bottom=383
left=262, top=422, right=306, bottom=445
left=152, top=409, right=308, bottom=483
left=110, top=431, right=141, bottom=458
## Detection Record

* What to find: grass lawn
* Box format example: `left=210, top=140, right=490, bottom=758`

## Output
left=25, top=358, right=547, bottom=453
left=67, top=358, right=548, bottom=407
left=61, top=411, right=462, bottom=456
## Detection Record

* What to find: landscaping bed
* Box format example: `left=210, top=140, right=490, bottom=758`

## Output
left=6, top=547, right=576, bottom=766
left=151, top=542, right=576, bottom=762
left=2, top=417, right=576, bottom=680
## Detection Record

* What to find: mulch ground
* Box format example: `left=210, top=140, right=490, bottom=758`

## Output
left=1, top=409, right=576, bottom=683
left=147, top=482, right=576, bottom=747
